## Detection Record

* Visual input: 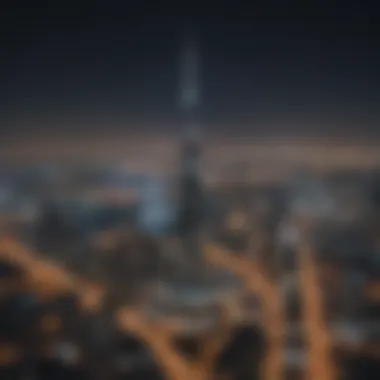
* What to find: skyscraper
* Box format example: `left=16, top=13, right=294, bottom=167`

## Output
left=177, top=31, right=204, bottom=274
left=145, top=29, right=240, bottom=322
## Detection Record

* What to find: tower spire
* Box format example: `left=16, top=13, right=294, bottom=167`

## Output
left=180, top=29, right=200, bottom=111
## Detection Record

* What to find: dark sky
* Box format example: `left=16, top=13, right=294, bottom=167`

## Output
left=0, top=1, right=378, bottom=137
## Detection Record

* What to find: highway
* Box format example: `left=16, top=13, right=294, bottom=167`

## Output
left=297, top=241, right=336, bottom=380
left=4, top=235, right=344, bottom=380
left=0, top=238, right=104, bottom=311
left=0, top=237, right=246, bottom=380
left=3, top=229, right=349, bottom=380
left=0, top=237, right=204, bottom=380
left=0, top=236, right=284, bottom=380
left=206, top=243, right=285, bottom=380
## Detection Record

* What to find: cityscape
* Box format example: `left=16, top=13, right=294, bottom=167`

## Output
left=1, top=3, right=379, bottom=380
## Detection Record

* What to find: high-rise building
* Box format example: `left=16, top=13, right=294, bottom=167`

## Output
left=176, top=30, right=204, bottom=273
left=144, top=29, right=241, bottom=327
left=139, top=175, right=175, bottom=236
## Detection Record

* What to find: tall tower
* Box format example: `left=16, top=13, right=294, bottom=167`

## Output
left=177, top=31, right=204, bottom=272
left=144, top=30, right=241, bottom=322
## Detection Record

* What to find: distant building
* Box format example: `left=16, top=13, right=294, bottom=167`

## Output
left=289, top=170, right=335, bottom=221
left=138, top=175, right=175, bottom=236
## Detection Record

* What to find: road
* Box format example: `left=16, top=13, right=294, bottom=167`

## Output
left=206, top=243, right=285, bottom=380
left=0, top=238, right=242, bottom=380
left=297, top=242, right=336, bottom=380
left=0, top=237, right=203, bottom=380
left=0, top=237, right=104, bottom=311
left=0, top=236, right=287, bottom=380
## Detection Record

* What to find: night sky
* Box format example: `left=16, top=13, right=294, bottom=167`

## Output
left=0, top=1, right=378, bottom=138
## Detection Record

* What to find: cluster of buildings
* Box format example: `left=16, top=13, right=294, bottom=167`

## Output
left=0, top=31, right=379, bottom=380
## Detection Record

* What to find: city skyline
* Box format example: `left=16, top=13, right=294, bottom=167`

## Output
left=0, top=1, right=378, bottom=138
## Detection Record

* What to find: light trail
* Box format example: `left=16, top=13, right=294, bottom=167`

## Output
left=206, top=243, right=285, bottom=380
left=297, top=241, right=336, bottom=380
